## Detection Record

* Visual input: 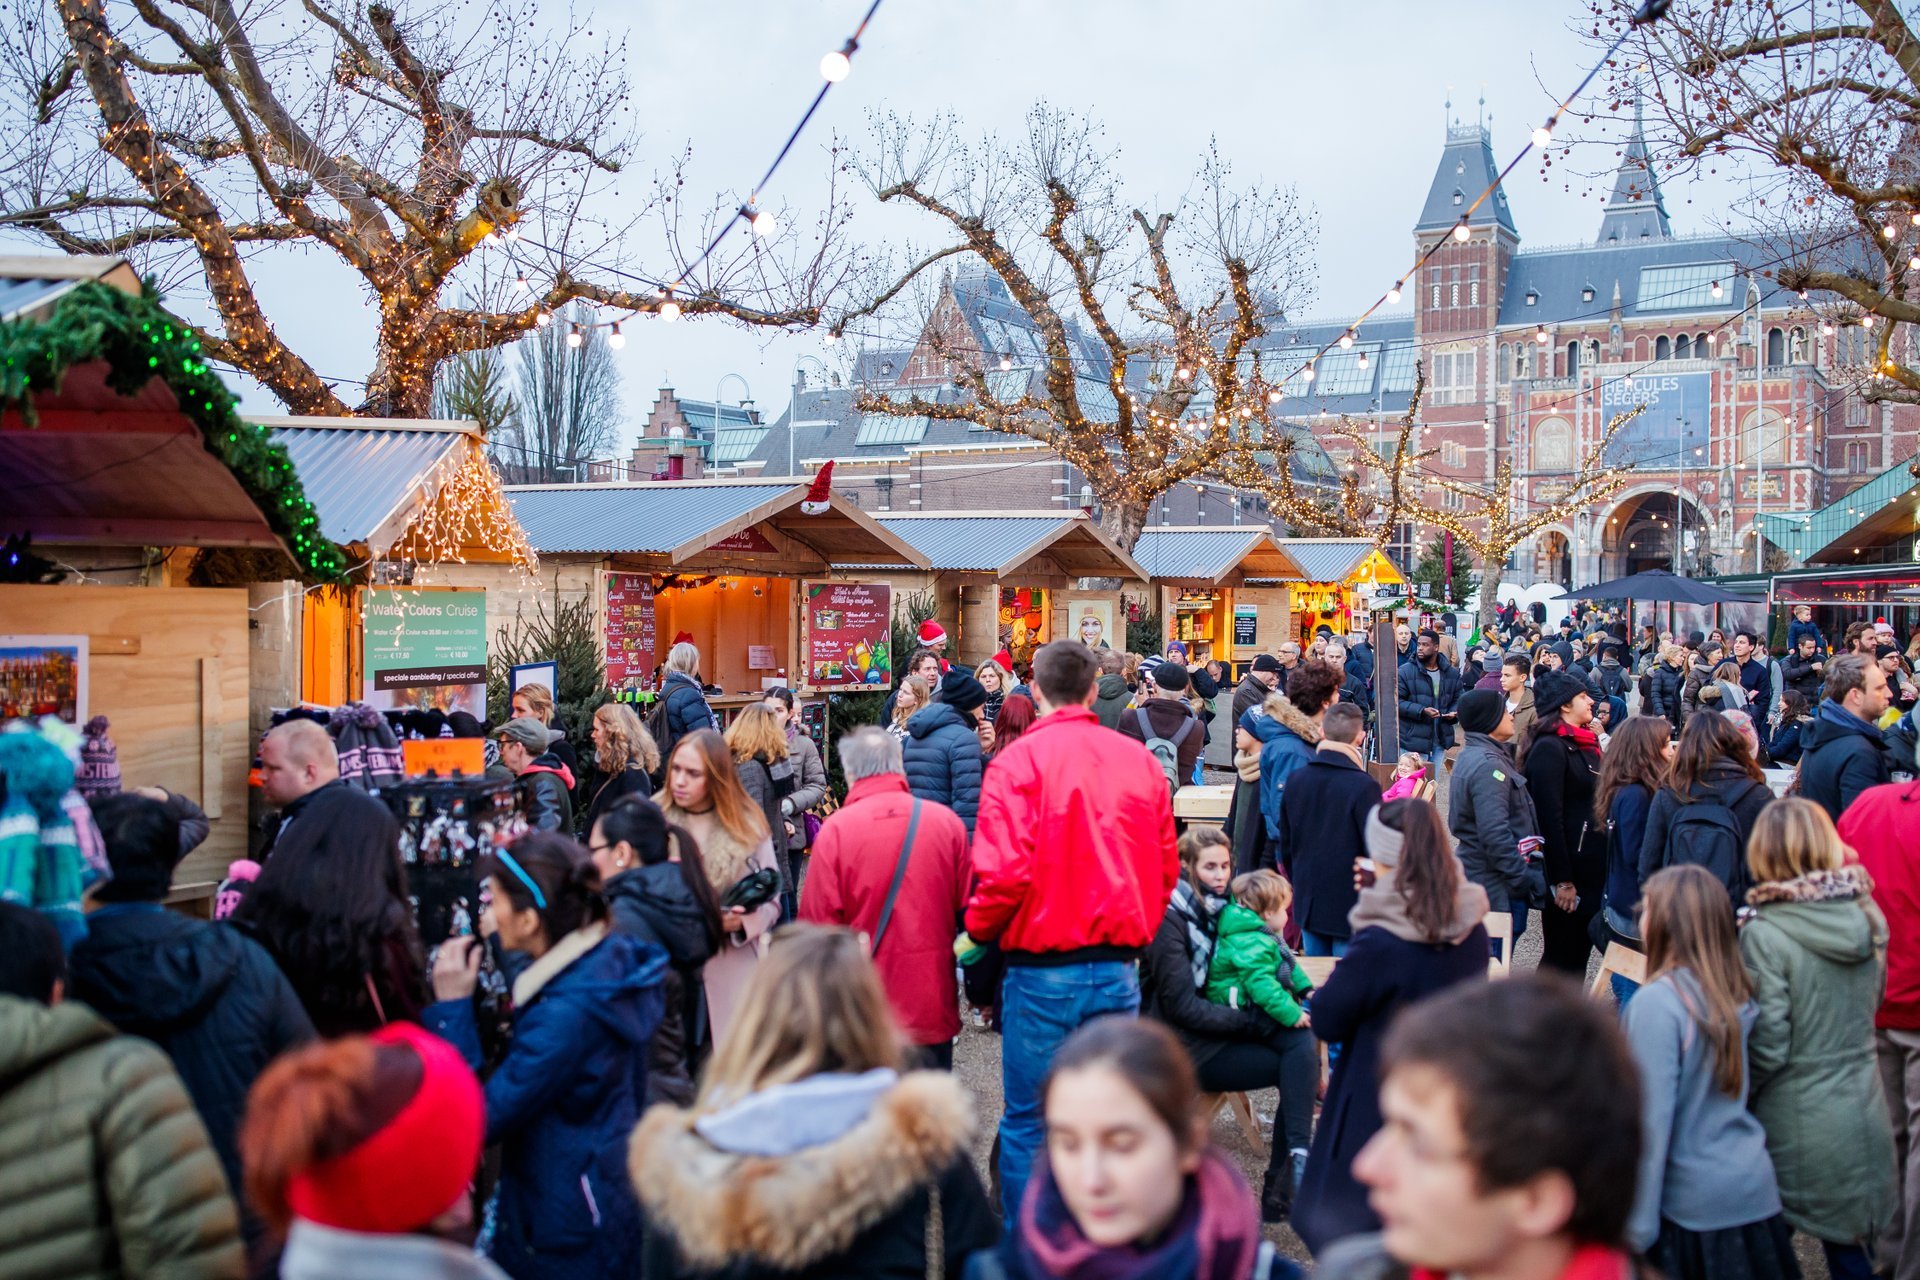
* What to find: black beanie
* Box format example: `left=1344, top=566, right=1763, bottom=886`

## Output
left=1250, top=654, right=1283, bottom=675
left=1534, top=670, right=1590, bottom=718
left=1457, top=688, right=1505, bottom=736
left=940, top=668, right=988, bottom=714
left=1152, top=661, right=1190, bottom=693
left=87, top=793, right=184, bottom=903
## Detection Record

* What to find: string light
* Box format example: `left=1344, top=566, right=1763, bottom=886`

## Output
left=1535, top=325, right=1550, bottom=344
left=1710, top=279, right=1723, bottom=299
left=750, top=207, right=778, bottom=238
left=659, top=297, right=682, bottom=323
left=533, top=309, right=550, bottom=327
left=1452, top=223, right=1471, bottom=242
left=1356, top=350, right=1369, bottom=370
left=1176, top=366, right=1192, bottom=380
left=1301, top=365, right=1316, bottom=382
left=823, top=331, right=839, bottom=345
left=1387, top=282, right=1403, bottom=305
left=1338, top=331, right=1355, bottom=349
left=998, top=354, right=1013, bottom=371
left=565, top=325, right=583, bottom=349
left=820, top=47, right=852, bottom=82
left=608, top=321, right=625, bottom=350
left=1886, top=224, right=1902, bottom=240
left=1531, top=124, right=1553, bottom=147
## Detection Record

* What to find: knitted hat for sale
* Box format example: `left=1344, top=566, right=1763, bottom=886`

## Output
left=76, top=717, right=121, bottom=799
left=918, top=619, right=948, bottom=647
left=286, top=1023, right=484, bottom=1235
left=1456, top=688, right=1505, bottom=736
left=214, top=859, right=260, bottom=921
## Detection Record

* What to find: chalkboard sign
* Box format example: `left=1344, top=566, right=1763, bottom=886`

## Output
left=1233, top=605, right=1258, bottom=647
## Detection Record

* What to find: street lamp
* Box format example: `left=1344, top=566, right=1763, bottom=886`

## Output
left=665, top=425, right=687, bottom=481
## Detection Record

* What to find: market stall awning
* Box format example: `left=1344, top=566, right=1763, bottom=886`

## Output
left=258, top=416, right=482, bottom=553
left=506, top=478, right=931, bottom=572
left=1273, top=539, right=1405, bottom=586
left=1761, top=456, right=1920, bottom=566
left=875, top=512, right=1146, bottom=581
left=0, top=261, right=347, bottom=581
left=1130, top=527, right=1306, bottom=587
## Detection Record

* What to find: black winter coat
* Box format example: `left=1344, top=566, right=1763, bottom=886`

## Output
left=1518, top=730, right=1606, bottom=895
left=582, top=765, right=653, bottom=837
left=1277, top=752, right=1384, bottom=939
left=1139, top=887, right=1273, bottom=1069
left=1650, top=661, right=1686, bottom=731
left=1637, top=761, right=1773, bottom=891
left=658, top=671, right=716, bottom=760
left=67, top=905, right=314, bottom=1202
left=1800, top=706, right=1894, bottom=822
left=1781, top=651, right=1826, bottom=701
left=1395, top=657, right=1463, bottom=754
left=605, top=863, right=719, bottom=1107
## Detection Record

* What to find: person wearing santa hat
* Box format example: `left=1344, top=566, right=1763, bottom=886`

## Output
left=917, top=619, right=952, bottom=671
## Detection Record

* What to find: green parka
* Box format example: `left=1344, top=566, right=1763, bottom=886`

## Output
left=1203, top=901, right=1313, bottom=1028
left=1739, top=866, right=1897, bottom=1246
left=0, top=995, right=243, bottom=1280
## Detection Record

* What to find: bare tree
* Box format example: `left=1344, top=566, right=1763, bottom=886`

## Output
left=495, top=302, right=620, bottom=483
left=1592, top=0, right=1920, bottom=401
left=0, top=0, right=871, bottom=416
left=846, top=107, right=1319, bottom=550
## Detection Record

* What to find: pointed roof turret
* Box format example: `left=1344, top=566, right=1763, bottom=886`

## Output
left=1415, top=113, right=1518, bottom=238
left=1597, top=98, right=1672, bottom=245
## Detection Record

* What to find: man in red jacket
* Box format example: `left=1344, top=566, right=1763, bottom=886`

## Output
left=966, top=639, right=1180, bottom=1218
left=1839, top=760, right=1920, bottom=1276
left=799, top=727, right=971, bottom=1069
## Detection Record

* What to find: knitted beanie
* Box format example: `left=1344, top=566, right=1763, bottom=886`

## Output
left=76, top=716, right=121, bottom=798
left=215, top=859, right=260, bottom=921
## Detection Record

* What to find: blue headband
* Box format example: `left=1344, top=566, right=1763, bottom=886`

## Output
left=492, top=847, right=547, bottom=910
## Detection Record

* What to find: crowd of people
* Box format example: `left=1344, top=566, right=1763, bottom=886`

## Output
left=4, top=603, right=1920, bottom=1280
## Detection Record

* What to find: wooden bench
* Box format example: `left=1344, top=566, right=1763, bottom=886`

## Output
left=1200, top=1090, right=1267, bottom=1158
left=1590, top=942, right=1647, bottom=1001
left=1173, top=783, right=1234, bottom=831
left=1484, top=912, right=1513, bottom=976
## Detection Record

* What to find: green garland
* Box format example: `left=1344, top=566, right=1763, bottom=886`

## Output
left=0, top=279, right=350, bottom=583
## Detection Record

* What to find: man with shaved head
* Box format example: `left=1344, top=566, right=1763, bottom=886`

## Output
left=257, top=718, right=386, bottom=854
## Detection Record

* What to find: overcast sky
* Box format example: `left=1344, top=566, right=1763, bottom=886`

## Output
left=25, top=1, right=1749, bottom=443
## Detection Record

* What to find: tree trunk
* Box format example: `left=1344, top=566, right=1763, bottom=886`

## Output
left=1100, top=499, right=1151, bottom=556
left=1477, top=547, right=1507, bottom=637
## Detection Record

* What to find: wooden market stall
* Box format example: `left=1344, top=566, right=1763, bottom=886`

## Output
left=1131, top=528, right=1307, bottom=665
left=503, top=479, right=931, bottom=725
left=1269, top=539, right=1406, bottom=647
left=872, top=512, right=1147, bottom=669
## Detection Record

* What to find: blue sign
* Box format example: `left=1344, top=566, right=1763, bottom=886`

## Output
left=1598, top=371, right=1710, bottom=467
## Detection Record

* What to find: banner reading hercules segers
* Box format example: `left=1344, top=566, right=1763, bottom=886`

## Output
left=362, top=587, right=488, bottom=717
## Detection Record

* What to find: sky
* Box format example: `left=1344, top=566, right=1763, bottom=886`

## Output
left=14, top=0, right=1750, bottom=446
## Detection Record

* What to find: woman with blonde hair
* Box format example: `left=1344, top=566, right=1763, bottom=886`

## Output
left=583, top=702, right=662, bottom=834
left=630, top=925, right=996, bottom=1278
left=656, top=641, right=716, bottom=762
left=1740, top=798, right=1894, bottom=1280
left=887, top=674, right=928, bottom=743
left=511, top=681, right=579, bottom=779
left=657, top=729, right=778, bottom=1044
left=726, top=704, right=797, bottom=919
left=1625, top=864, right=1796, bottom=1279
left=976, top=658, right=1011, bottom=724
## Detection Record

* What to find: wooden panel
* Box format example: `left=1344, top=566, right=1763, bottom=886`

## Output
left=0, top=586, right=249, bottom=887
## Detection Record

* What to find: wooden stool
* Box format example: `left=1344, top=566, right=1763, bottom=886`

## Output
left=1201, top=1091, right=1267, bottom=1158
left=1483, top=911, right=1513, bottom=976
left=1590, top=943, right=1647, bottom=1001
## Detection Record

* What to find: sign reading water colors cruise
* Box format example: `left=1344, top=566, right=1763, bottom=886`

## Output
left=362, top=587, right=487, bottom=716
left=806, top=582, right=891, bottom=688
left=604, top=573, right=657, bottom=688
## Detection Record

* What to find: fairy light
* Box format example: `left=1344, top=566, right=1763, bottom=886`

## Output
left=1535, top=325, right=1550, bottom=344
left=533, top=309, right=550, bottom=327
left=565, top=325, right=583, bottom=348
left=750, top=207, right=778, bottom=238
left=1710, top=279, right=1723, bottom=299
left=1338, top=331, right=1355, bottom=349
left=659, top=293, right=682, bottom=323
left=820, top=47, right=852, bottom=82
left=608, top=321, right=625, bottom=350
left=1452, top=223, right=1471, bottom=242
left=1886, top=224, right=1902, bottom=240
left=1387, top=282, right=1403, bottom=305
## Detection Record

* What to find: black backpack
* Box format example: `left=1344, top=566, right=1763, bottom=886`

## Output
left=1667, top=781, right=1763, bottom=903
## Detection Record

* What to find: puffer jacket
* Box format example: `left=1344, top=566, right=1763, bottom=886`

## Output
left=520, top=753, right=575, bottom=832
left=1092, top=672, right=1132, bottom=730
left=658, top=671, right=716, bottom=761
left=1447, top=732, right=1540, bottom=911
left=1204, top=901, right=1313, bottom=1027
left=1395, top=656, right=1463, bottom=754
left=1681, top=657, right=1718, bottom=719
left=1649, top=660, right=1686, bottom=731
left=1801, top=700, right=1894, bottom=821
left=0, top=995, right=244, bottom=1280
left=903, top=701, right=984, bottom=834
left=66, top=905, right=314, bottom=1206
left=1256, top=692, right=1321, bottom=841
left=1781, top=650, right=1825, bottom=701
left=1740, top=867, right=1896, bottom=1246
left=605, top=863, right=718, bottom=1107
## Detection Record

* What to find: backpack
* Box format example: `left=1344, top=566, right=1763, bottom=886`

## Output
left=644, top=695, right=674, bottom=762
left=1666, top=782, right=1761, bottom=903
left=1134, top=708, right=1196, bottom=796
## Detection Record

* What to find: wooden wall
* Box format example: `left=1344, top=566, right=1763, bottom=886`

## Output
left=0, top=585, right=250, bottom=887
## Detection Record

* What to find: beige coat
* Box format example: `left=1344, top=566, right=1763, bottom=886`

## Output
left=660, top=802, right=779, bottom=1047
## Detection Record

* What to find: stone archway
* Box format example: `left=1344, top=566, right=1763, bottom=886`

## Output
left=1603, top=490, right=1712, bottom=578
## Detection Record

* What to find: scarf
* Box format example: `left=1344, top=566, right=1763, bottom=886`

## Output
left=1317, top=739, right=1364, bottom=769
left=1168, top=880, right=1224, bottom=989
left=1004, top=1148, right=1260, bottom=1280
left=1413, top=1243, right=1634, bottom=1280
left=1348, top=864, right=1491, bottom=945
left=1746, top=862, right=1874, bottom=907
left=1553, top=719, right=1602, bottom=758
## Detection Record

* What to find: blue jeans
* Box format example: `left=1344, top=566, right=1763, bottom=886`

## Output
left=1302, top=931, right=1349, bottom=958
left=1823, top=1239, right=1874, bottom=1280
left=998, top=961, right=1140, bottom=1219
left=1610, top=972, right=1641, bottom=1009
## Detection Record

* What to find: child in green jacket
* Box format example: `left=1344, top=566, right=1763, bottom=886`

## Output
left=1205, top=869, right=1314, bottom=1028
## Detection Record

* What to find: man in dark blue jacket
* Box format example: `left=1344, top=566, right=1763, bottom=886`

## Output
left=68, top=793, right=314, bottom=1223
left=1397, top=629, right=1462, bottom=772
left=1277, top=703, right=1382, bottom=957
left=1732, top=630, right=1772, bottom=712
left=1801, top=653, right=1893, bottom=821
left=904, top=667, right=987, bottom=834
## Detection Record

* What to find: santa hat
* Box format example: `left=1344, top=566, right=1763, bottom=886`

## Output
left=800, top=460, right=836, bottom=514
left=918, top=619, right=948, bottom=647
left=992, top=649, right=1015, bottom=673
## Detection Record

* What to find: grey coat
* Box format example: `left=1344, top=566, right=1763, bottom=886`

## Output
left=1447, top=733, right=1540, bottom=911
left=781, top=732, right=829, bottom=851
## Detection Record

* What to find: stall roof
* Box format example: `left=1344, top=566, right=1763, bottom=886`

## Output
left=1274, top=539, right=1406, bottom=585
left=258, top=416, right=475, bottom=551
left=874, top=512, right=1146, bottom=581
left=505, top=478, right=931, bottom=570
left=1130, top=528, right=1306, bottom=586
left=1761, top=456, right=1919, bottom=566
left=0, top=255, right=143, bottom=323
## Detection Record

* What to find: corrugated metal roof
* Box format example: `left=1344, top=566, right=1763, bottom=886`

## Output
left=507, top=481, right=790, bottom=555
left=0, top=276, right=83, bottom=322
left=269, top=422, right=468, bottom=547
left=1131, top=529, right=1265, bottom=581
left=1278, top=539, right=1376, bottom=583
left=876, top=515, right=1071, bottom=572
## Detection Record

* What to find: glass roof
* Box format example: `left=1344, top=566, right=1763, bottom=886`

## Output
left=1637, top=262, right=1730, bottom=313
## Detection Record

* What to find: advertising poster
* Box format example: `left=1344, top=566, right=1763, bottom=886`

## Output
left=362, top=588, right=487, bottom=716
left=1074, top=600, right=1115, bottom=650
left=806, top=582, right=891, bottom=688
left=1599, top=371, right=1711, bottom=467
left=0, top=635, right=88, bottom=724
left=998, top=587, right=1049, bottom=667
left=604, top=573, right=657, bottom=688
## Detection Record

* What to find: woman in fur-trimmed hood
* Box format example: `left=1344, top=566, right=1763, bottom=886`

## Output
left=631, top=925, right=997, bottom=1279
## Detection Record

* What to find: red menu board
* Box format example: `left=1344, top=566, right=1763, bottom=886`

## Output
left=805, top=582, right=891, bottom=688
left=604, top=573, right=657, bottom=687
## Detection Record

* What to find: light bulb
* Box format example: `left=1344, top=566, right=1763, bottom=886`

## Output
left=1339, top=331, right=1355, bottom=349
left=1387, top=282, right=1403, bottom=304
left=1821, top=321, right=1834, bottom=335
left=1267, top=389, right=1282, bottom=403
left=515, top=273, right=531, bottom=293
left=1536, top=326, right=1550, bottom=344
left=1357, top=351, right=1370, bottom=369
left=820, top=49, right=851, bottom=82
left=823, top=331, right=839, bottom=345
left=505, top=225, right=521, bottom=242
left=1531, top=125, right=1553, bottom=147
left=534, top=309, right=550, bottom=327
left=1706, top=331, right=1717, bottom=344
left=1301, top=365, right=1316, bottom=382
left=751, top=208, right=778, bottom=238
left=998, top=355, right=1012, bottom=371
left=608, top=322, right=625, bottom=350
left=1452, top=223, right=1471, bottom=242
left=659, top=299, right=681, bottom=323
left=1176, top=366, right=1192, bottom=380
left=1909, top=255, right=1919, bottom=271
left=565, top=326, right=583, bottom=348
left=1710, top=279, right=1723, bottom=299
left=1887, top=224, right=1902, bottom=240
left=1863, top=312, right=1876, bottom=326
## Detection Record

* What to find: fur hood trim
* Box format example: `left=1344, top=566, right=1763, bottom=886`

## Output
left=628, top=1069, right=973, bottom=1271
left=1746, top=863, right=1874, bottom=907
left=1261, top=692, right=1323, bottom=745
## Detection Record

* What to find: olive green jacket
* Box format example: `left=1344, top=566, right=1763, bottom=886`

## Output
left=1739, top=868, right=1897, bottom=1245
left=0, top=995, right=243, bottom=1280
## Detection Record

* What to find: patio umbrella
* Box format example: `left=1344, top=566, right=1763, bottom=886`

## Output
left=1553, top=569, right=1762, bottom=605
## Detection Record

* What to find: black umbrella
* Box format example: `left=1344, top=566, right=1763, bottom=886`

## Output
left=1553, top=569, right=1762, bottom=605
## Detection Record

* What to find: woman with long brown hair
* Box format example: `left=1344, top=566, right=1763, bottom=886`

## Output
left=1592, top=714, right=1674, bottom=1003
left=725, top=704, right=797, bottom=918
left=1638, top=709, right=1771, bottom=907
left=656, top=729, right=778, bottom=1045
left=1291, top=797, right=1490, bottom=1253
left=582, top=701, right=662, bottom=835
left=1625, top=865, right=1797, bottom=1279
left=630, top=925, right=996, bottom=1278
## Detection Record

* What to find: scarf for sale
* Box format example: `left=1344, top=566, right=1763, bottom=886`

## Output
left=1002, top=1148, right=1261, bottom=1280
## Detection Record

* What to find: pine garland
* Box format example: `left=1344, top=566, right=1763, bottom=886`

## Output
left=0, top=280, right=350, bottom=583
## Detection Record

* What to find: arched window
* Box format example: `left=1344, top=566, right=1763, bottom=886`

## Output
left=1675, top=334, right=1691, bottom=359
left=1585, top=339, right=1601, bottom=368
left=1566, top=341, right=1581, bottom=378
left=1742, top=408, right=1788, bottom=464
left=1497, top=343, right=1510, bottom=381
left=1697, top=332, right=1711, bottom=354
left=1766, top=327, right=1786, bottom=366
left=1534, top=418, right=1575, bottom=471
left=1634, top=336, right=1650, bottom=362
left=1656, top=335, right=1672, bottom=360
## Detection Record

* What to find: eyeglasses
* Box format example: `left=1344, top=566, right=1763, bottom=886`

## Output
left=587, top=841, right=612, bottom=856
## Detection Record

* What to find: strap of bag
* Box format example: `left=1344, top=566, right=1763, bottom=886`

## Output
left=871, top=799, right=923, bottom=957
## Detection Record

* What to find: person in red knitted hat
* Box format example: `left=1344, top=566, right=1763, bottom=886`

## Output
left=240, top=1022, right=500, bottom=1278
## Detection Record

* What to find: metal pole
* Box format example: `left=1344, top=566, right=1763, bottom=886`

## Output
left=1674, top=422, right=1685, bottom=575
left=1753, top=275, right=1766, bottom=573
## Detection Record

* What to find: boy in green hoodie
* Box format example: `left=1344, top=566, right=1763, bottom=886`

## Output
left=1205, top=869, right=1314, bottom=1028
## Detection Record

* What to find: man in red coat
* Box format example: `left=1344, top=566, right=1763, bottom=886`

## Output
left=1839, top=758, right=1920, bottom=1276
left=799, top=728, right=971, bottom=1068
left=966, top=639, right=1180, bottom=1219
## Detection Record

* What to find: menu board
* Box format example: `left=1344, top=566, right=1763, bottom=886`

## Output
left=806, top=582, right=891, bottom=688
left=604, top=573, right=657, bottom=687
left=1233, top=605, right=1258, bottom=648
left=361, top=588, right=487, bottom=716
